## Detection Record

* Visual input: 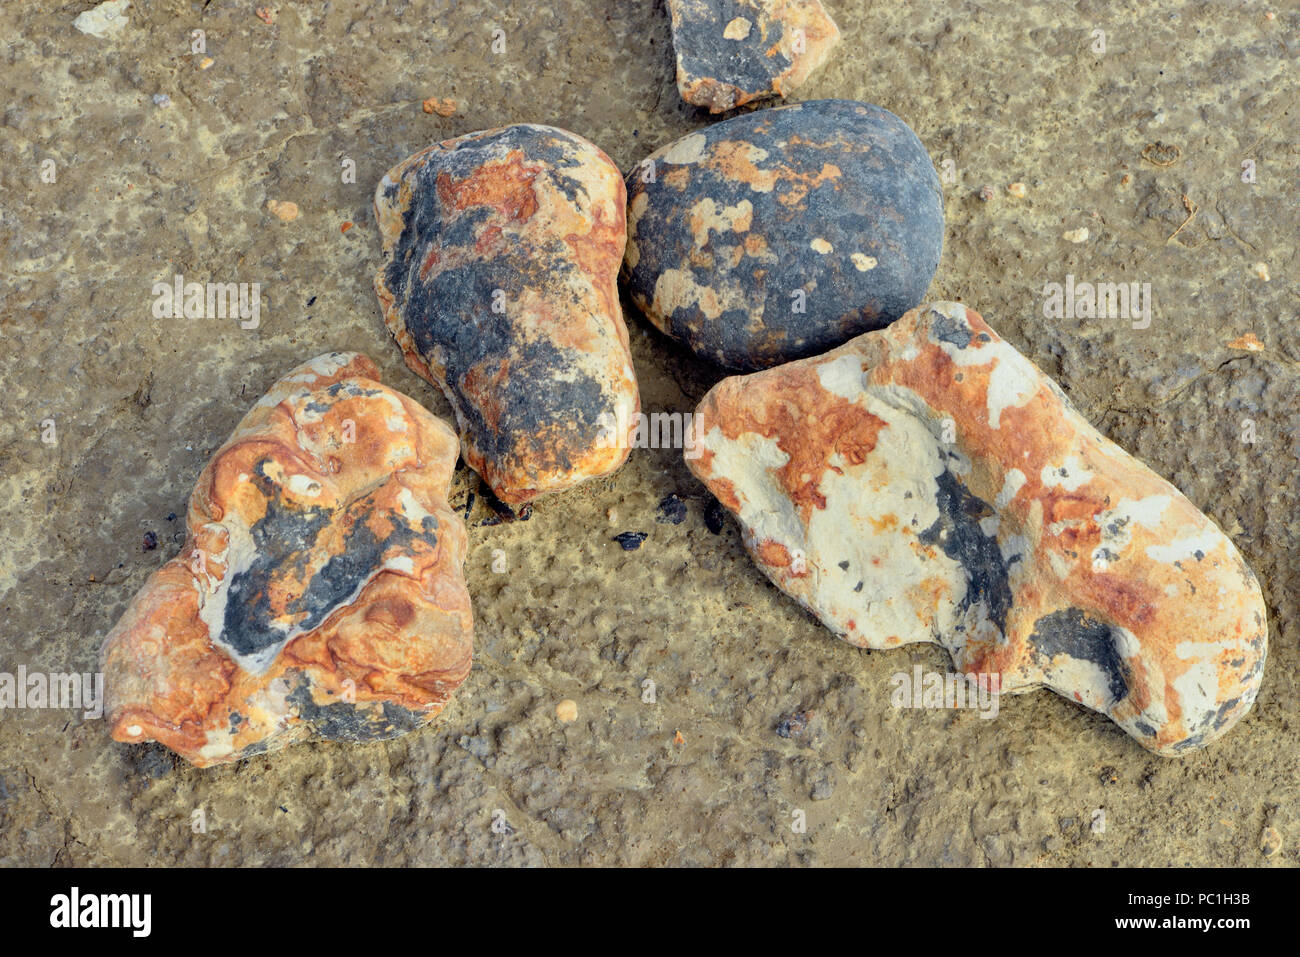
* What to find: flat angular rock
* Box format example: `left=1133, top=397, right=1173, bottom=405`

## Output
left=686, top=302, right=1267, bottom=754
left=374, top=124, right=640, bottom=505
left=668, top=0, right=840, bottom=113
left=624, top=99, right=943, bottom=370
left=100, top=353, right=473, bottom=767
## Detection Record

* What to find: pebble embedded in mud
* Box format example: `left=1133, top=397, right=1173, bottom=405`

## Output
left=685, top=301, right=1267, bottom=755
left=99, top=353, right=474, bottom=768
left=667, top=0, right=840, bottom=113
left=374, top=124, right=640, bottom=504
left=613, top=531, right=647, bottom=550
left=624, top=99, right=944, bottom=370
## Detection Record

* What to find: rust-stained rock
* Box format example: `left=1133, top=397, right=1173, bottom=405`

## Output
left=667, top=0, right=841, bottom=113
left=100, top=353, right=473, bottom=767
left=374, top=124, right=639, bottom=505
left=686, top=302, right=1267, bottom=755
left=624, top=99, right=943, bottom=370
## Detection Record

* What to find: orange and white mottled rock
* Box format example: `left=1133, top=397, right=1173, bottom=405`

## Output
left=668, top=0, right=841, bottom=113
left=686, top=302, right=1267, bottom=754
left=373, top=124, right=639, bottom=505
left=100, top=353, right=473, bottom=767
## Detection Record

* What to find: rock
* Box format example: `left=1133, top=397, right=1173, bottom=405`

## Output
left=100, top=353, right=473, bottom=767
left=667, top=0, right=840, bottom=113
left=624, top=99, right=943, bottom=370
left=613, top=531, right=647, bottom=550
left=374, top=124, right=640, bottom=504
left=685, top=302, right=1267, bottom=755
left=656, top=492, right=687, bottom=524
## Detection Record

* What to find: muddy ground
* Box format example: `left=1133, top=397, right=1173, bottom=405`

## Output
left=0, top=0, right=1297, bottom=866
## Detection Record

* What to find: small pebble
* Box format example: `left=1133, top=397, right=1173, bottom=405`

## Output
left=1227, top=333, right=1264, bottom=352
left=1007, top=182, right=1027, bottom=198
left=142, top=531, right=158, bottom=551
left=255, top=6, right=276, bottom=24
left=703, top=499, right=726, bottom=534
left=656, top=493, right=687, bottom=524
left=422, top=97, right=457, bottom=117
left=1260, top=825, right=1282, bottom=856
left=198, top=57, right=214, bottom=70
left=152, top=93, right=171, bottom=108
left=673, top=730, right=685, bottom=746
left=978, top=184, right=994, bottom=202
left=267, top=199, right=299, bottom=222
left=776, top=709, right=811, bottom=739
left=556, top=699, right=578, bottom=723
left=1063, top=226, right=1090, bottom=243
left=1253, top=262, right=1271, bottom=282
left=73, top=0, right=131, bottom=38
left=613, top=531, right=647, bottom=550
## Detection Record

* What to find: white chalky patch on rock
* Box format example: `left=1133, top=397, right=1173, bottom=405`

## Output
left=851, top=253, right=878, bottom=271
left=1146, top=528, right=1223, bottom=564
left=688, top=197, right=754, bottom=249
left=996, top=469, right=1026, bottom=509
left=723, top=16, right=752, bottom=40
left=662, top=133, right=708, bottom=165
left=815, top=355, right=866, bottom=400
left=810, top=238, right=833, bottom=254
left=1040, top=456, right=1093, bottom=492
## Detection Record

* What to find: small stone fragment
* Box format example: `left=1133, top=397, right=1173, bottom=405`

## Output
left=198, top=56, right=214, bottom=70
left=1007, top=182, right=1027, bottom=198
left=152, top=93, right=171, bottom=108
left=73, top=0, right=130, bottom=38
left=1227, top=333, right=1264, bottom=352
left=422, top=97, right=457, bottom=117
left=625, top=99, right=944, bottom=370
left=255, top=6, right=275, bottom=24
left=1253, top=262, right=1271, bottom=282
left=1063, top=226, right=1090, bottom=243
left=686, top=301, right=1267, bottom=755
left=703, top=498, right=727, bottom=534
left=100, top=353, right=473, bottom=767
left=374, top=124, right=640, bottom=504
left=656, top=493, right=687, bottom=524
left=667, top=0, right=840, bottom=113
left=613, top=531, right=647, bottom=550
left=1260, top=825, right=1282, bottom=856
left=556, top=699, right=578, bottom=723
left=142, top=530, right=157, bottom=552
left=267, top=199, right=299, bottom=222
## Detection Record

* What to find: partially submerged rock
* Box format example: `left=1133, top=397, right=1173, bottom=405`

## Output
left=374, top=124, right=639, bottom=505
left=686, top=302, right=1267, bottom=754
left=624, top=99, right=943, bottom=370
left=101, top=353, right=473, bottom=767
left=667, top=0, right=840, bottom=113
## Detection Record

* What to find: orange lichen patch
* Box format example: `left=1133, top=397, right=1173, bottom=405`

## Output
left=697, top=360, right=885, bottom=523
left=435, top=151, right=541, bottom=224
left=756, top=539, right=792, bottom=566
left=100, top=353, right=472, bottom=768
left=705, top=140, right=780, bottom=191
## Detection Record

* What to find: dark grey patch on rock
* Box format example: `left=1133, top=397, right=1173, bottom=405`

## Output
left=1028, top=608, right=1130, bottom=705
left=918, top=469, right=1013, bottom=638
